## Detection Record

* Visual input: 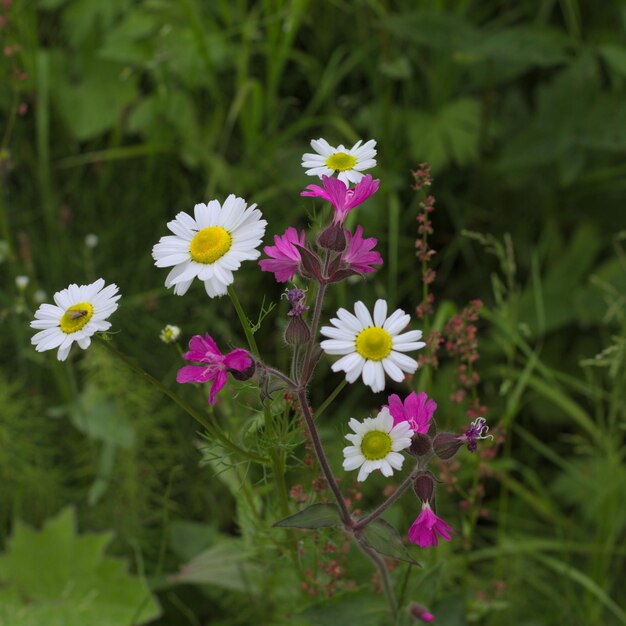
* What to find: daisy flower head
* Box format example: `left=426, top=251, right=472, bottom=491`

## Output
left=320, top=299, right=426, bottom=393
left=408, top=501, right=454, bottom=548
left=387, top=391, right=437, bottom=434
left=343, top=407, right=413, bottom=482
left=152, top=195, right=267, bottom=298
left=176, top=333, right=253, bottom=404
left=302, top=138, right=377, bottom=186
left=30, top=278, right=120, bottom=361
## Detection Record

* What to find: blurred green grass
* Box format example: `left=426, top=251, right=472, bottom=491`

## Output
left=1, top=0, right=626, bottom=624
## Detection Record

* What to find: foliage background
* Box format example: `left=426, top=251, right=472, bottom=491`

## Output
left=1, top=0, right=625, bottom=624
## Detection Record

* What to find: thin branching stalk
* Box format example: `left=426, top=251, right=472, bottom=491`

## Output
left=98, top=337, right=267, bottom=464
left=354, top=462, right=421, bottom=531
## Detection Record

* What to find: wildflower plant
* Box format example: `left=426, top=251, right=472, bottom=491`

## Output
left=28, top=138, right=492, bottom=622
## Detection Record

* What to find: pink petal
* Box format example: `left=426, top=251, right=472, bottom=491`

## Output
left=208, top=370, right=228, bottom=404
left=386, top=394, right=406, bottom=425
left=224, top=348, right=252, bottom=372
left=176, top=365, right=216, bottom=384
left=184, top=334, right=222, bottom=363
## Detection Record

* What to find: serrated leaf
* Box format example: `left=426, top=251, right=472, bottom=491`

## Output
left=408, top=98, right=481, bottom=170
left=359, top=519, right=420, bottom=566
left=0, top=508, right=160, bottom=626
left=273, top=503, right=341, bottom=529
left=169, top=539, right=262, bottom=593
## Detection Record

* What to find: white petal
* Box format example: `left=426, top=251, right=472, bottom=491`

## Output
left=393, top=330, right=423, bottom=343
left=343, top=454, right=365, bottom=471
left=388, top=351, right=419, bottom=373
left=354, top=301, right=373, bottom=328
left=387, top=452, right=405, bottom=469
left=383, top=310, right=409, bottom=334
left=310, top=138, right=335, bottom=156
left=373, top=299, right=387, bottom=327
left=321, top=340, right=355, bottom=355
left=382, top=357, right=405, bottom=382
left=380, top=460, right=393, bottom=477
left=319, top=326, right=355, bottom=341
left=336, top=308, right=363, bottom=333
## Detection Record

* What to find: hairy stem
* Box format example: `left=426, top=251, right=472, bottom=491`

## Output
left=296, top=389, right=352, bottom=525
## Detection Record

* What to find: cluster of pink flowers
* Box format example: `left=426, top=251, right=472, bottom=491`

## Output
left=259, top=174, right=382, bottom=283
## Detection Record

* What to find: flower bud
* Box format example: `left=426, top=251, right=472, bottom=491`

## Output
left=413, top=472, right=434, bottom=503
left=285, top=315, right=311, bottom=346
left=433, top=432, right=463, bottom=460
left=229, top=359, right=256, bottom=381
left=409, top=603, right=435, bottom=622
left=409, top=432, right=432, bottom=457
left=317, top=223, right=346, bottom=252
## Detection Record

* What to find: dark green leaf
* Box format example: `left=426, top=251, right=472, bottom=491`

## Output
left=273, top=503, right=341, bottom=529
left=360, top=519, right=420, bottom=566
left=300, top=592, right=389, bottom=626
left=169, top=540, right=262, bottom=593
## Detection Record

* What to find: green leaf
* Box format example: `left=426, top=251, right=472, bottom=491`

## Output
left=383, top=11, right=479, bottom=52
left=599, top=44, right=626, bottom=78
left=359, top=519, right=420, bottom=566
left=51, top=57, right=137, bottom=141
left=0, top=508, right=160, bottom=626
left=169, top=539, right=262, bottom=593
left=408, top=98, right=481, bottom=170
left=71, top=383, right=136, bottom=448
left=273, top=503, right=341, bottom=529
left=299, top=592, right=389, bottom=626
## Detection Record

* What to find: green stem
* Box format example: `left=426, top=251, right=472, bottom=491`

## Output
left=264, top=400, right=290, bottom=516
left=98, top=338, right=267, bottom=464
left=228, top=285, right=259, bottom=356
left=313, top=379, right=347, bottom=420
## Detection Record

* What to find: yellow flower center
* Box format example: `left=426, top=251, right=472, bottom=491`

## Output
left=189, top=227, right=232, bottom=264
left=355, top=327, right=392, bottom=361
left=361, top=431, right=393, bottom=460
left=325, top=152, right=357, bottom=172
left=59, top=302, right=94, bottom=334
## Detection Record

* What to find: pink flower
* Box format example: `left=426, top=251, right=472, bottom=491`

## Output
left=301, top=174, right=379, bottom=225
left=342, top=225, right=383, bottom=274
left=408, top=502, right=454, bottom=548
left=258, top=227, right=306, bottom=283
left=386, top=391, right=436, bottom=434
left=176, top=333, right=252, bottom=404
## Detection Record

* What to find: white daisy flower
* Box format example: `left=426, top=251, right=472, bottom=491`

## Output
left=320, top=299, right=425, bottom=393
left=302, top=138, right=377, bottom=186
left=343, top=407, right=413, bottom=482
left=152, top=195, right=267, bottom=298
left=30, top=278, right=121, bottom=361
